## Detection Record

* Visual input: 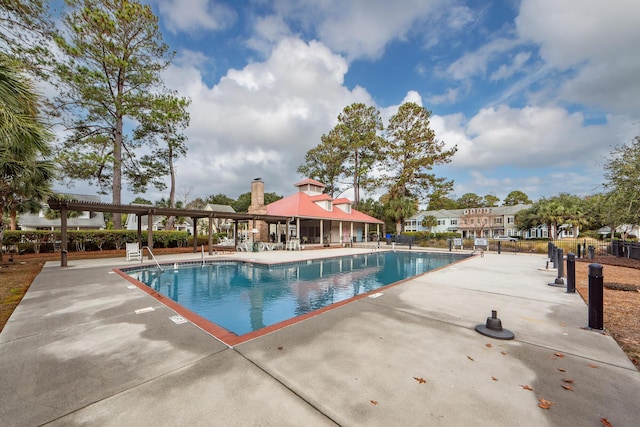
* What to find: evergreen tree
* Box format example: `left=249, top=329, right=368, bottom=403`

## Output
left=54, top=0, right=174, bottom=228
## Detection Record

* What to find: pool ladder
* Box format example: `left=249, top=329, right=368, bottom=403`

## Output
left=143, top=246, right=164, bottom=272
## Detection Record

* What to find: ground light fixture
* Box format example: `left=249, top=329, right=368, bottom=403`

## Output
left=475, top=310, right=514, bottom=340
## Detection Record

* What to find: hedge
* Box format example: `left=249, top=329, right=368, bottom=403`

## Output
left=2, top=230, right=193, bottom=254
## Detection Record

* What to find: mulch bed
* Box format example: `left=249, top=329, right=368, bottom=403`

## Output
left=575, top=255, right=640, bottom=370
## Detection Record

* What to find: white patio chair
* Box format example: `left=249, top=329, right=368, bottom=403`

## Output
left=126, top=243, right=142, bottom=261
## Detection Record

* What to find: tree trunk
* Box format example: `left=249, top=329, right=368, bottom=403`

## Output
left=166, top=139, right=176, bottom=230
left=353, top=149, right=360, bottom=209
left=112, top=110, right=123, bottom=229
left=0, top=214, right=4, bottom=261
left=10, top=209, right=17, bottom=230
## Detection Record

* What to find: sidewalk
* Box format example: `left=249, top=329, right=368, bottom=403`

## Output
left=1, top=249, right=639, bottom=426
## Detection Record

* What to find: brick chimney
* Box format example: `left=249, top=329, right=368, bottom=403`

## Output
left=248, top=178, right=268, bottom=241
left=249, top=178, right=267, bottom=214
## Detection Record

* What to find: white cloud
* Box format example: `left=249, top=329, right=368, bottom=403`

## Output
left=155, top=0, right=237, bottom=35
left=265, top=0, right=448, bottom=61
left=427, top=88, right=460, bottom=105
left=460, top=105, right=610, bottom=168
left=160, top=37, right=374, bottom=200
left=516, top=0, right=640, bottom=69
left=428, top=105, right=621, bottom=200
left=516, top=0, right=640, bottom=114
left=246, top=14, right=292, bottom=55
left=446, top=37, right=521, bottom=80
left=490, top=51, right=531, bottom=81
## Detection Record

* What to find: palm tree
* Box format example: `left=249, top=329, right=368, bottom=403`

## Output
left=0, top=54, right=54, bottom=260
left=384, top=195, right=418, bottom=235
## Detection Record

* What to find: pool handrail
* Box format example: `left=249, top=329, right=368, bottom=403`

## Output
left=142, top=246, right=164, bottom=272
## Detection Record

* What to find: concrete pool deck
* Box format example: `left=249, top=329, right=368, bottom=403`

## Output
left=1, top=248, right=639, bottom=426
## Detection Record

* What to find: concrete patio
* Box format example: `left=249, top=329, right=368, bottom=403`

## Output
left=1, top=248, right=639, bottom=426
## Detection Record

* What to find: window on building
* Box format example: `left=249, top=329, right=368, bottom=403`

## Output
left=450, top=219, right=458, bottom=225
left=507, top=216, right=514, bottom=224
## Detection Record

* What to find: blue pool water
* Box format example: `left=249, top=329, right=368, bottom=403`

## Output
left=126, top=251, right=466, bottom=336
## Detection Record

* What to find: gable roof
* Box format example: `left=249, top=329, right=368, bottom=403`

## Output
left=205, top=204, right=236, bottom=213
left=266, top=191, right=383, bottom=224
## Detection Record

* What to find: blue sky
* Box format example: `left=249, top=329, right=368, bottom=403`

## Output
left=56, top=0, right=640, bottom=206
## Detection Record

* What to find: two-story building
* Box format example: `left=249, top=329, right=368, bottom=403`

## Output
left=406, top=204, right=582, bottom=239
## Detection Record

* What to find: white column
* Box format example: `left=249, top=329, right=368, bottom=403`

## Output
left=320, top=220, right=324, bottom=245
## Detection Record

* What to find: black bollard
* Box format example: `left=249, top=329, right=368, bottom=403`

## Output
left=557, top=248, right=564, bottom=279
left=547, top=241, right=552, bottom=259
left=566, top=252, right=575, bottom=293
left=588, top=263, right=604, bottom=330
left=497, top=241, right=501, bottom=254
left=577, top=243, right=581, bottom=259
left=448, top=239, right=452, bottom=252
left=549, top=248, right=565, bottom=286
left=551, top=244, right=557, bottom=268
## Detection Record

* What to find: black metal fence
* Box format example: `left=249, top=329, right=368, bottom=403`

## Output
left=611, top=240, right=640, bottom=260
left=398, top=236, right=639, bottom=260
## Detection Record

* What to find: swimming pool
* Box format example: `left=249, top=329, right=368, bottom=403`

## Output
left=124, top=251, right=466, bottom=340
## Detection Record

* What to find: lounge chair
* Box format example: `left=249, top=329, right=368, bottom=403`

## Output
left=126, top=243, right=142, bottom=261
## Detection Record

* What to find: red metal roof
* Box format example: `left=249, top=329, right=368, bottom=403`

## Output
left=266, top=191, right=383, bottom=223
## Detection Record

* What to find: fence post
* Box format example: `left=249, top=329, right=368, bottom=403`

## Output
left=566, top=252, right=575, bottom=293
left=577, top=243, right=581, bottom=259
left=588, top=263, right=604, bottom=330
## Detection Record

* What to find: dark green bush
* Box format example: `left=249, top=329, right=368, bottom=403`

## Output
left=2, top=230, right=190, bottom=253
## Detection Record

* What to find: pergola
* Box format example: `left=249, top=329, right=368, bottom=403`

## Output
left=47, top=198, right=290, bottom=267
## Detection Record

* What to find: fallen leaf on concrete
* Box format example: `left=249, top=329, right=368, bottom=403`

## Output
left=501, top=351, right=507, bottom=355
left=588, top=364, right=599, bottom=369
left=520, top=385, right=534, bottom=391
left=277, top=346, right=283, bottom=350
left=414, top=377, right=426, bottom=384
left=486, top=343, right=492, bottom=348
left=561, top=384, right=574, bottom=391
left=370, top=400, right=378, bottom=405
left=554, top=352, right=565, bottom=358
left=557, top=368, right=566, bottom=372
left=491, top=376, right=498, bottom=381
left=562, top=378, right=574, bottom=384
left=601, top=418, right=612, bottom=427
left=538, top=398, right=554, bottom=409
left=560, top=323, right=566, bottom=327
left=467, top=356, right=474, bottom=361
